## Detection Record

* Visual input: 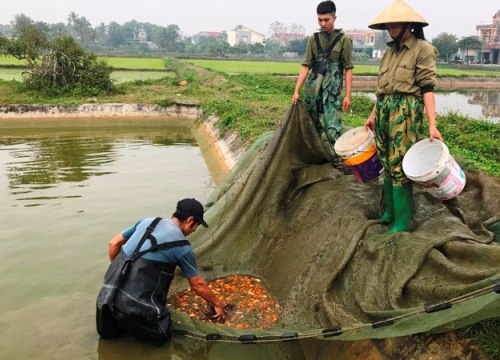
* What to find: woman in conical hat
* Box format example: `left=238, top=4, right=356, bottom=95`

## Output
left=364, top=0, right=443, bottom=233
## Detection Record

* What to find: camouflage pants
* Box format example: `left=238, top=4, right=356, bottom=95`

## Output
left=374, top=94, right=424, bottom=185
left=304, top=62, right=344, bottom=145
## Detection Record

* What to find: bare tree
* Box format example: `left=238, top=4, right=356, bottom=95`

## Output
left=268, top=21, right=287, bottom=37
left=290, top=24, right=305, bottom=35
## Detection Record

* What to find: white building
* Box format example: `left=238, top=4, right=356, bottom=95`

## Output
left=225, top=25, right=265, bottom=46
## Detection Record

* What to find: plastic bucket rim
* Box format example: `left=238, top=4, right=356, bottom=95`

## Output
left=403, top=139, right=450, bottom=182
left=334, top=127, right=374, bottom=158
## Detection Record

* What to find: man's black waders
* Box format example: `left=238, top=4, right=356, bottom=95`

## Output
left=96, top=217, right=189, bottom=345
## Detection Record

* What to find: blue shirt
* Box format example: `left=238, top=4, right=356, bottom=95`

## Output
left=121, top=218, right=199, bottom=278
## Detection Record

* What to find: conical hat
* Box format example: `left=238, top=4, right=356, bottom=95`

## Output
left=369, top=0, right=428, bottom=30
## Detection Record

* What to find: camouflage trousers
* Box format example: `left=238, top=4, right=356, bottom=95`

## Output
left=304, top=62, right=344, bottom=145
left=374, top=94, right=424, bottom=185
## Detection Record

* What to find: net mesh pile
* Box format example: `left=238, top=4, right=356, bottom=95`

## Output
left=169, top=103, right=500, bottom=340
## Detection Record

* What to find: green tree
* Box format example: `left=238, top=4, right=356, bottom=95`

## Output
left=152, top=24, right=180, bottom=51
left=248, top=42, right=265, bottom=55
left=48, top=22, right=70, bottom=39
left=11, top=14, right=36, bottom=35
left=263, top=39, right=282, bottom=57
left=0, top=35, right=113, bottom=95
left=268, top=20, right=287, bottom=38
left=94, top=22, right=108, bottom=48
left=196, top=36, right=229, bottom=57
left=67, top=12, right=95, bottom=47
left=121, top=20, right=140, bottom=42
left=458, top=35, right=482, bottom=63
left=0, top=24, right=13, bottom=37
left=432, top=33, right=459, bottom=62
left=108, top=22, right=125, bottom=47
left=374, top=30, right=391, bottom=50
left=3, top=15, right=50, bottom=65
left=286, top=37, right=308, bottom=56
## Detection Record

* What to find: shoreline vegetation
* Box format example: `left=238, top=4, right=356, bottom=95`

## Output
left=0, top=56, right=498, bottom=357
left=0, top=56, right=498, bottom=177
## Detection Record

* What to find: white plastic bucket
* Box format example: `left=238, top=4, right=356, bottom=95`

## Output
left=402, top=139, right=466, bottom=200
left=334, top=127, right=383, bottom=183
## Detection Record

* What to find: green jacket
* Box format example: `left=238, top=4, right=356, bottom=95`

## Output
left=376, top=35, right=437, bottom=97
left=302, top=30, right=354, bottom=70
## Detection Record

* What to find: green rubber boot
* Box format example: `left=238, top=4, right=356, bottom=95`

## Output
left=378, top=177, right=394, bottom=224
left=386, top=183, right=413, bottom=233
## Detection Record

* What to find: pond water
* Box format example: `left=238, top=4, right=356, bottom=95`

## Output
left=0, top=118, right=353, bottom=360
left=357, top=91, right=500, bottom=123
left=435, top=91, right=499, bottom=122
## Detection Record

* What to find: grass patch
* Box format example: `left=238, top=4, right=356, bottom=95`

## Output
left=435, top=112, right=500, bottom=176
left=461, top=318, right=500, bottom=360
left=111, top=71, right=174, bottom=83
left=200, top=72, right=293, bottom=140
left=181, top=59, right=302, bottom=74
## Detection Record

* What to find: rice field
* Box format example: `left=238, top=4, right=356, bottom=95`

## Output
left=0, top=54, right=497, bottom=81
left=103, top=57, right=166, bottom=69
left=0, top=55, right=166, bottom=69
left=0, top=68, right=24, bottom=81
left=0, top=56, right=28, bottom=66
left=181, top=58, right=499, bottom=77
left=0, top=68, right=172, bottom=83
left=179, top=59, right=390, bottom=75
left=0, top=55, right=171, bottom=83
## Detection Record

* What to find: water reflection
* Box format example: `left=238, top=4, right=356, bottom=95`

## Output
left=3, top=137, right=114, bottom=191
left=468, top=91, right=500, bottom=120
left=438, top=91, right=500, bottom=122
left=0, top=123, right=198, bottom=207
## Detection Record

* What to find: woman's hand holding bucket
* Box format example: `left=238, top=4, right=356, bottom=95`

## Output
left=364, top=106, right=376, bottom=132
left=428, top=124, right=443, bottom=142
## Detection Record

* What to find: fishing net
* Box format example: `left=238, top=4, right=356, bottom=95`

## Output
left=169, top=103, right=500, bottom=341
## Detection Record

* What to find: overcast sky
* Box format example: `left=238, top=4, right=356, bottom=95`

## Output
left=0, top=0, right=497, bottom=40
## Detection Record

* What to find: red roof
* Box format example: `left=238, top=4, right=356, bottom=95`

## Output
left=196, top=31, right=222, bottom=37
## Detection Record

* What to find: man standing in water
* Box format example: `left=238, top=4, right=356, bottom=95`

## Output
left=96, top=198, right=226, bottom=345
left=292, top=0, right=353, bottom=146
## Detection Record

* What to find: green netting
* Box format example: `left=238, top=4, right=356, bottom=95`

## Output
left=169, top=103, right=500, bottom=341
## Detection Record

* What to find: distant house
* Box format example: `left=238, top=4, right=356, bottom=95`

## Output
left=344, top=29, right=376, bottom=57
left=225, top=25, right=265, bottom=46
left=476, top=10, right=500, bottom=64
left=271, top=32, right=306, bottom=47
left=193, top=31, right=224, bottom=44
left=132, top=28, right=158, bottom=50
left=137, top=29, right=148, bottom=43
